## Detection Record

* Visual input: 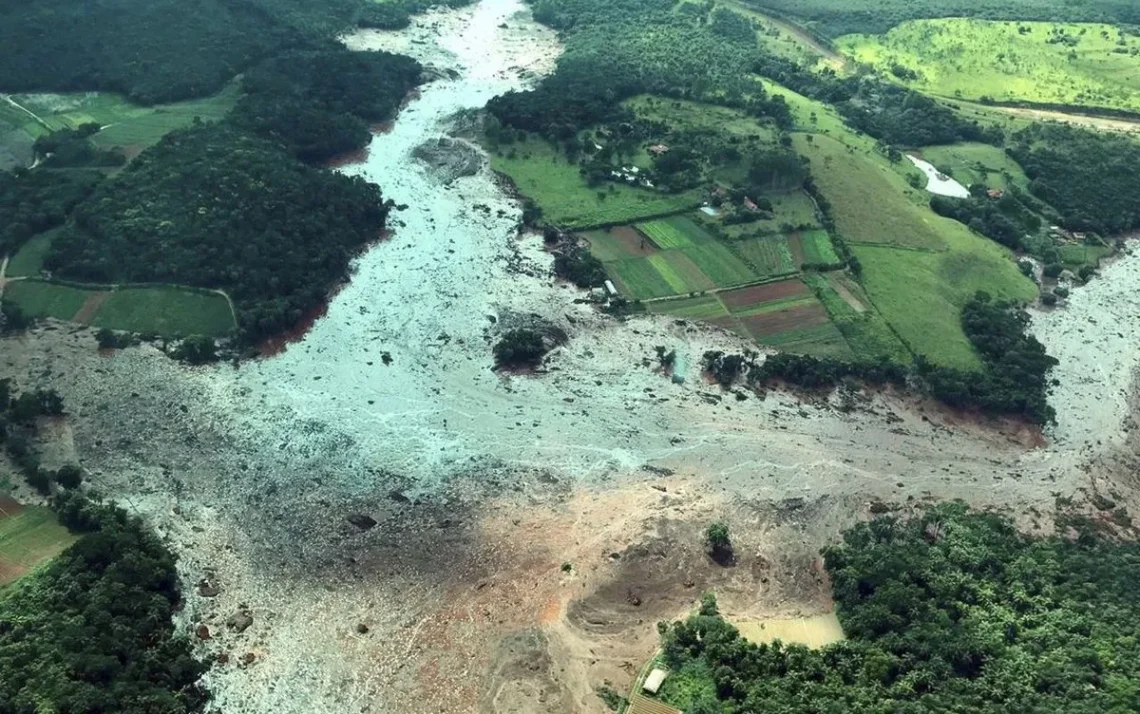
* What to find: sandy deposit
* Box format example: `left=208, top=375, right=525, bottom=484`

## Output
left=3, top=1, right=1140, bottom=712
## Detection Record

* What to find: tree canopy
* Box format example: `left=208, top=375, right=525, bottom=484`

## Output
left=44, top=124, right=390, bottom=344
left=657, top=503, right=1140, bottom=713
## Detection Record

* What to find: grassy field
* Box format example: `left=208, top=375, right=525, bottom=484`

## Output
left=732, top=235, right=797, bottom=277
left=794, top=133, right=947, bottom=250
left=10, top=86, right=239, bottom=148
left=680, top=242, right=759, bottom=287
left=647, top=293, right=730, bottom=320
left=91, top=288, right=235, bottom=336
left=802, top=272, right=910, bottom=362
left=917, top=142, right=1031, bottom=190
left=837, top=20, right=1140, bottom=112
left=637, top=216, right=711, bottom=249
left=625, top=94, right=778, bottom=142
left=0, top=499, right=76, bottom=587
left=5, top=228, right=60, bottom=277
left=853, top=241, right=1037, bottom=368
left=3, top=280, right=235, bottom=337
left=489, top=137, right=702, bottom=228
left=3, top=280, right=90, bottom=321
left=801, top=229, right=841, bottom=264
left=712, top=191, right=821, bottom=237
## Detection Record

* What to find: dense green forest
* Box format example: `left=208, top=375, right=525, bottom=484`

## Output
left=0, top=493, right=207, bottom=714
left=750, top=0, right=1140, bottom=37
left=0, top=169, right=102, bottom=257
left=44, top=124, right=389, bottom=344
left=233, top=49, right=422, bottom=162
left=1009, top=124, right=1140, bottom=235
left=0, top=0, right=365, bottom=102
left=657, top=503, right=1140, bottom=713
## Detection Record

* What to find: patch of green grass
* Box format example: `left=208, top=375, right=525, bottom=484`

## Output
left=918, top=142, right=1030, bottom=191
left=649, top=294, right=729, bottom=319
left=489, top=136, right=702, bottom=228
left=852, top=241, right=1037, bottom=368
left=638, top=218, right=696, bottom=249
left=801, top=228, right=841, bottom=264
left=2, top=280, right=89, bottom=321
left=757, top=321, right=853, bottom=358
left=1058, top=242, right=1112, bottom=267
left=732, top=235, right=797, bottom=277
left=838, top=20, right=1140, bottom=113
left=730, top=293, right=816, bottom=317
left=802, top=272, right=910, bottom=362
left=91, top=287, right=234, bottom=337
left=0, top=505, right=77, bottom=586
left=795, top=133, right=947, bottom=250
left=6, top=229, right=60, bottom=277
left=681, top=243, right=758, bottom=287
left=607, top=258, right=677, bottom=300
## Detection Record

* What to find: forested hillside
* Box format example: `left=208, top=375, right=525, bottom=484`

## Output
left=656, top=504, right=1140, bottom=713
left=0, top=494, right=207, bottom=714
left=44, top=125, right=389, bottom=343
left=0, top=0, right=360, bottom=102
left=751, top=0, right=1140, bottom=37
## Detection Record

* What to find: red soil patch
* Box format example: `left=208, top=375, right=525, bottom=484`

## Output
left=719, top=279, right=808, bottom=310
left=611, top=226, right=658, bottom=257
left=325, top=145, right=371, bottom=168
left=741, top=303, right=828, bottom=338
left=71, top=291, right=111, bottom=324
left=787, top=232, right=806, bottom=266
left=0, top=494, right=26, bottom=517
left=256, top=299, right=331, bottom=358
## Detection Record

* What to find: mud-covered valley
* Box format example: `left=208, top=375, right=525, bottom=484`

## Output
left=5, top=2, right=1140, bottom=713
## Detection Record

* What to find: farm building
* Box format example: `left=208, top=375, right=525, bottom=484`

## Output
left=643, top=667, right=668, bottom=694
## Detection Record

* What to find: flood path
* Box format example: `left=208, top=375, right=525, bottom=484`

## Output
left=907, top=153, right=971, bottom=197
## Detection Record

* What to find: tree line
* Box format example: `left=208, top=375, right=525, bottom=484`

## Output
left=655, top=502, right=1140, bottom=713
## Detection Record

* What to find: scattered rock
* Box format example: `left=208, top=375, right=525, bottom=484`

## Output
left=226, top=611, right=254, bottom=633
left=347, top=513, right=378, bottom=530
left=196, top=624, right=212, bottom=640
left=356, top=623, right=370, bottom=634
left=197, top=578, right=221, bottom=598
left=412, top=137, right=484, bottom=183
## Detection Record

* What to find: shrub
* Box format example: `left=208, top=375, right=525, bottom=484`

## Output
left=493, top=329, right=547, bottom=367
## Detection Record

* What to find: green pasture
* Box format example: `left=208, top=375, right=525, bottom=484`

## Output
left=755, top=321, right=853, bottom=358
left=794, top=133, right=946, bottom=249
left=489, top=136, right=702, bottom=228
left=91, top=288, right=234, bottom=337
left=732, top=235, right=797, bottom=277
left=1058, top=242, right=1112, bottom=266
left=0, top=504, right=76, bottom=587
left=2, top=281, right=90, bottom=321
left=917, top=142, right=1030, bottom=190
left=2, top=280, right=235, bottom=337
left=838, top=19, right=1140, bottom=113
left=5, top=229, right=59, bottom=277
left=852, top=241, right=1037, bottom=368
left=681, top=242, right=758, bottom=287
left=648, top=294, right=730, bottom=320
left=581, top=230, right=633, bottom=262
left=802, top=272, right=910, bottom=362
left=637, top=216, right=712, bottom=249
left=801, top=229, right=841, bottom=264
left=607, top=258, right=679, bottom=299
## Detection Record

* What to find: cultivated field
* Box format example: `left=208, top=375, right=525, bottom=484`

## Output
left=838, top=20, right=1140, bottom=112
left=3, top=280, right=235, bottom=337
left=0, top=496, right=75, bottom=586
left=489, top=136, right=702, bottom=228
left=917, top=142, right=1031, bottom=190
left=732, top=235, right=797, bottom=276
left=800, top=228, right=840, bottom=264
